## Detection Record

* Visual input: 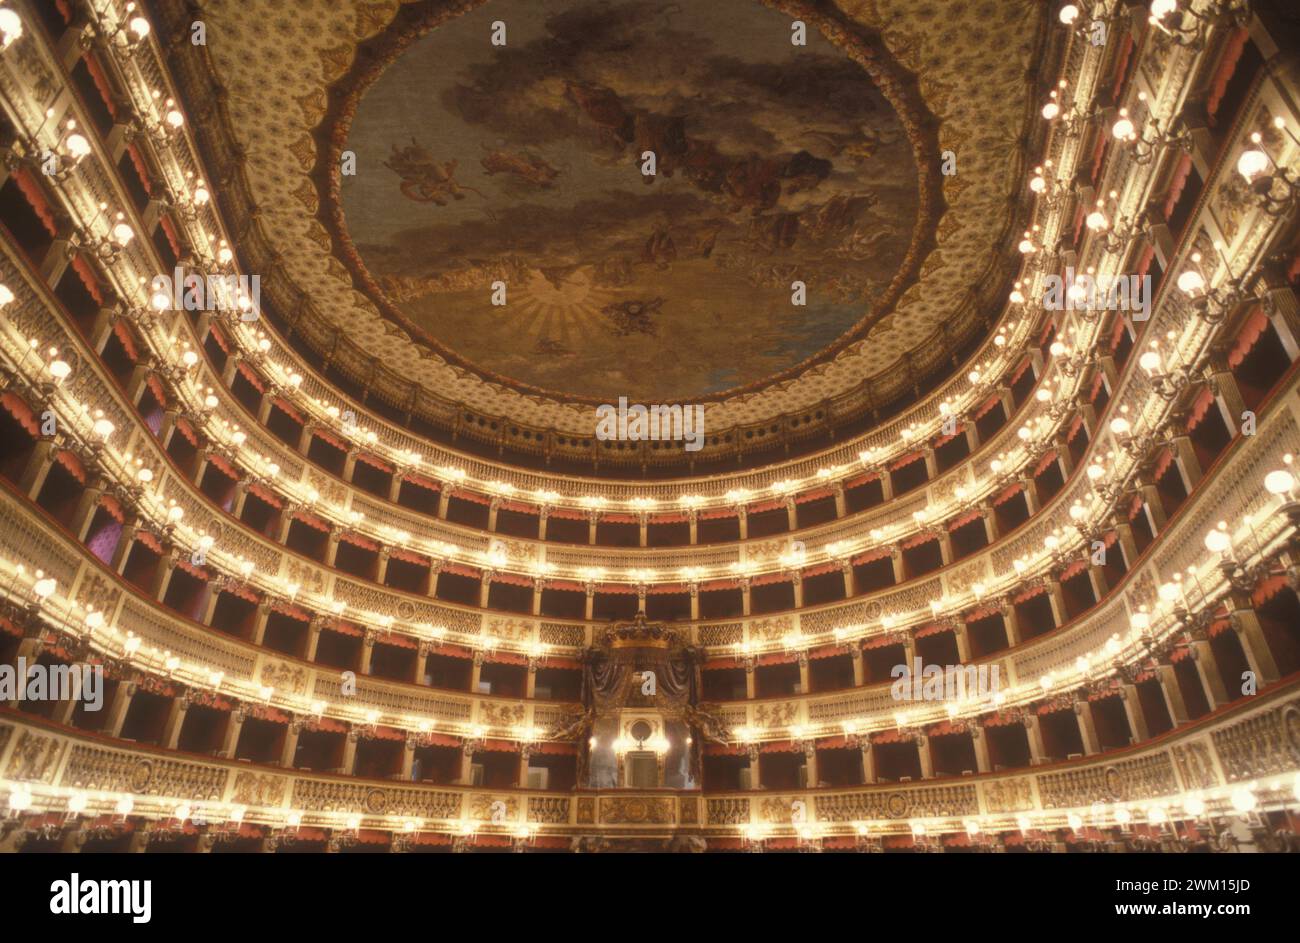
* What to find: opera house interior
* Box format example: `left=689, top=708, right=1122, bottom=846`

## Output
left=2, top=0, right=1300, bottom=867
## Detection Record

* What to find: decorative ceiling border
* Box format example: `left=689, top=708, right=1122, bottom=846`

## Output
left=157, top=0, right=1060, bottom=472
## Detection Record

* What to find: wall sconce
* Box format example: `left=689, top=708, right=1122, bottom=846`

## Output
left=1111, top=94, right=1191, bottom=165
left=1174, top=247, right=1246, bottom=324
left=1137, top=344, right=1198, bottom=399
left=1235, top=123, right=1299, bottom=218
left=1148, top=0, right=1251, bottom=51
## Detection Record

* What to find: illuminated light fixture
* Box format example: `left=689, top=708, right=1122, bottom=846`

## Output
left=1175, top=268, right=1205, bottom=297
left=0, top=283, right=12, bottom=306
left=182, top=350, right=199, bottom=368
left=1041, top=101, right=1060, bottom=120
left=1229, top=786, right=1257, bottom=814
left=0, top=8, right=21, bottom=49
left=47, top=359, right=71, bottom=382
left=1264, top=468, right=1296, bottom=498
left=92, top=417, right=115, bottom=441
left=1109, top=416, right=1131, bottom=437
left=1111, top=110, right=1137, bottom=141
left=1236, top=147, right=1270, bottom=182
left=1066, top=812, right=1082, bottom=830
left=1058, top=4, right=1080, bottom=24
left=193, top=182, right=209, bottom=205
left=66, top=792, right=88, bottom=816
left=1149, top=0, right=1178, bottom=20
left=1138, top=349, right=1162, bottom=374
left=110, top=218, right=134, bottom=247
left=63, top=131, right=91, bottom=163
left=1203, top=526, right=1231, bottom=555
left=32, top=576, right=57, bottom=600
left=125, top=11, right=151, bottom=43
left=1085, top=208, right=1109, bottom=231
left=7, top=784, right=33, bottom=814
left=1183, top=795, right=1205, bottom=818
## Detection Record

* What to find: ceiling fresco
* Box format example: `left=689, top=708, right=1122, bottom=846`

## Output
left=164, top=0, right=1054, bottom=460
left=337, top=0, right=920, bottom=401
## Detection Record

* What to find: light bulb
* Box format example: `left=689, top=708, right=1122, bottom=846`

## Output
left=0, top=8, right=22, bottom=49
left=1264, top=469, right=1295, bottom=496
left=1150, top=0, right=1178, bottom=20
left=1042, top=102, right=1060, bottom=120
left=1112, top=117, right=1136, bottom=140
left=1204, top=529, right=1231, bottom=554
left=1059, top=4, right=1080, bottom=24
left=64, top=133, right=91, bottom=161
left=1138, top=350, right=1161, bottom=374
left=1236, top=149, right=1269, bottom=182
left=1176, top=269, right=1205, bottom=296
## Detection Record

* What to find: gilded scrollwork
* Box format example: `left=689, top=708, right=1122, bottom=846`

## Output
left=599, top=796, right=674, bottom=825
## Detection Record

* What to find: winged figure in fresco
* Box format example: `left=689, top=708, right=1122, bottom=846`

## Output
left=384, top=138, right=485, bottom=206
left=479, top=145, right=560, bottom=188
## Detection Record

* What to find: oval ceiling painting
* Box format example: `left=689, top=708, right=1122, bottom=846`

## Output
left=340, top=0, right=921, bottom=402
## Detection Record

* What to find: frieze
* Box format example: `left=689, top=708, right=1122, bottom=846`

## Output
left=4, top=730, right=64, bottom=784
left=599, top=796, right=674, bottom=825
left=982, top=777, right=1035, bottom=814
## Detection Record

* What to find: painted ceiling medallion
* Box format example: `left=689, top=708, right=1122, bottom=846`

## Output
left=332, top=0, right=932, bottom=403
